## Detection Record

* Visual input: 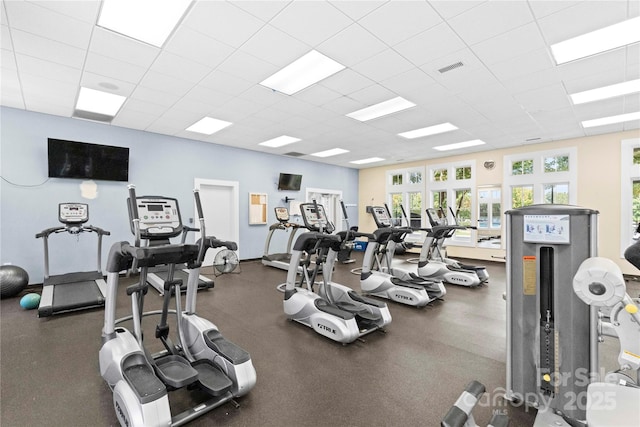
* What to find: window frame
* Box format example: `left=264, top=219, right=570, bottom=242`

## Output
left=621, top=138, right=640, bottom=256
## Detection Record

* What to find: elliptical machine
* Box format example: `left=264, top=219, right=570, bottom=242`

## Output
left=99, top=186, right=256, bottom=426
left=359, top=206, right=445, bottom=307
left=283, top=201, right=391, bottom=344
left=423, top=207, right=489, bottom=284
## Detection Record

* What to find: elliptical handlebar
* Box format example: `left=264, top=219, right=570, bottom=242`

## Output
left=194, top=189, right=207, bottom=264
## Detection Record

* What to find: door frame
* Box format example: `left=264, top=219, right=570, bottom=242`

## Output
left=194, top=178, right=240, bottom=259
left=306, top=187, right=344, bottom=231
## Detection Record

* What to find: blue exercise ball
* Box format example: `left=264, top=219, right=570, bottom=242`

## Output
left=0, top=265, right=29, bottom=299
left=20, top=293, right=40, bottom=310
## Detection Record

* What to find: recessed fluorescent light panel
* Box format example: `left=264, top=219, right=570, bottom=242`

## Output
left=398, top=122, right=458, bottom=139
left=186, top=117, right=232, bottom=135
left=260, top=50, right=345, bottom=95
left=570, top=79, right=640, bottom=104
left=311, top=148, right=350, bottom=158
left=258, top=135, right=301, bottom=148
left=347, top=97, right=416, bottom=122
left=551, top=16, right=640, bottom=64
left=350, top=157, right=385, bottom=165
left=433, top=139, right=485, bottom=151
left=581, top=111, right=640, bottom=128
left=98, top=0, right=192, bottom=47
left=75, top=87, right=126, bottom=116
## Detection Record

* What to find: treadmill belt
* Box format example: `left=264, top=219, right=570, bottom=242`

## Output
left=52, top=280, right=105, bottom=312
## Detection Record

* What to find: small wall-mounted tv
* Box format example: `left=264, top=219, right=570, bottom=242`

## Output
left=48, top=138, right=129, bottom=182
left=277, top=173, right=302, bottom=191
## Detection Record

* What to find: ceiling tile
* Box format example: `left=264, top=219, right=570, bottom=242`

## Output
left=472, top=22, right=547, bottom=65
left=112, top=109, right=159, bottom=131
left=358, top=1, right=442, bottom=46
left=269, top=1, right=353, bottom=46
left=351, top=48, right=415, bottom=82
left=330, top=1, right=386, bottom=21
left=0, top=66, right=24, bottom=108
left=139, top=70, right=195, bottom=97
left=318, top=23, right=387, bottom=67
left=428, top=1, right=485, bottom=19
left=89, top=27, right=160, bottom=69
left=4, top=1, right=93, bottom=49
left=84, top=52, right=147, bottom=85
left=487, top=48, right=555, bottom=83
left=536, top=1, right=631, bottom=44
left=447, top=1, right=534, bottom=45
left=238, top=24, right=310, bottom=67
left=199, top=70, right=254, bottom=96
left=29, top=0, right=101, bottom=23
left=1, top=24, right=13, bottom=50
left=182, top=1, right=265, bottom=48
left=294, top=84, right=343, bottom=107
left=527, top=1, right=582, bottom=19
left=318, top=69, right=375, bottom=97
left=232, top=1, right=290, bottom=22
left=514, top=83, right=573, bottom=113
left=80, top=71, right=136, bottom=97
left=10, top=28, right=86, bottom=69
left=150, top=51, right=212, bottom=83
left=130, top=86, right=182, bottom=108
left=216, top=50, right=279, bottom=84
left=346, top=84, right=396, bottom=106
left=14, top=53, right=80, bottom=85
left=164, top=26, right=235, bottom=69
left=394, top=23, right=467, bottom=67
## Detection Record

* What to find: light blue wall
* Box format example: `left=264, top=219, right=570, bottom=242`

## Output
left=0, top=107, right=358, bottom=284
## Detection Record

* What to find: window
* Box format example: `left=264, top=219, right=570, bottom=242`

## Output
left=512, top=185, right=534, bottom=208
left=504, top=148, right=577, bottom=211
left=433, top=168, right=448, bottom=182
left=543, top=183, right=569, bottom=204
left=455, top=166, right=471, bottom=180
left=544, top=155, right=569, bottom=172
left=409, top=192, right=422, bottom=228
left=432, top=191, right=447, bottom=213
left=478, top=187, right=501, bottom=229
left=428, top=161, right=476, bottom=245
left=386, top=167, right=425, bottom=228
left=512, top=159, right=533, bottom=175
left=390, top=193, right=403, bottom=226
left=621, top=139, right=640, bottom=254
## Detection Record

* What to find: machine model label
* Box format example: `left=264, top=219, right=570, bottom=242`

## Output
left=317, top=323, right=336, bottom=334
left=523, top=215, right=570, bottom=244
left=522, top=256, right=537, bottom=295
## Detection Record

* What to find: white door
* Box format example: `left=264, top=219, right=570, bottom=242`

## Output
left=194, top=178, right=240, bottom=265
left=306, top=187, right=343, bottom=232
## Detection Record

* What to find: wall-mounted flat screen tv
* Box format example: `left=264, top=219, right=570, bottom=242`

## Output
left=277, top=173, right=302, bottom=191
left=48, top=138, right=129, bottom=182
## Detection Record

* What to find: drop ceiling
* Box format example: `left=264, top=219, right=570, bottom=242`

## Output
left=1, top=0, right=639, bottom=169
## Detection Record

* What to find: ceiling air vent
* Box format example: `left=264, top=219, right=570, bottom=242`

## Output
left=283, top=152, right=306, bottom=157
left=438, top=61, right=464, bottom=74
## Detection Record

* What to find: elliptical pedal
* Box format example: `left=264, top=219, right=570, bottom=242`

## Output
left=191, top=360, right=233, bottom=397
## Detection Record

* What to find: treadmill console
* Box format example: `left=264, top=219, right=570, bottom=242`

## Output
left=130, top=196, right=182, bottom=239
left=300, top=203, right=335, bottom=233
left=275, top=207, right=289, bottom=223
left=59, top=203, right=89, bottom=224
left=371, top=206, right=392, bottom=228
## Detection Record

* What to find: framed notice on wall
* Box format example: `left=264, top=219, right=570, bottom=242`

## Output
left=249, top=193, right=267, bottom=225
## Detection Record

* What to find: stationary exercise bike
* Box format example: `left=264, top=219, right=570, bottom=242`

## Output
left=359, top=206, right=445, bottom=307
left=99, top=186, right=256, bottom=426
left=283, top=201, right=391, bottom=344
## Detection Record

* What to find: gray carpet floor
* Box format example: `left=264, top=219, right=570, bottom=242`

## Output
left=3, top=252, right=632, bottom=427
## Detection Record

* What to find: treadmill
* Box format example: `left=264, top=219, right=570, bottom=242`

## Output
left=137, top=199, right=215, bottom=296
left=262, top=207, right=304, bottom=271
left=35, top=203, right=110, bottom=317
